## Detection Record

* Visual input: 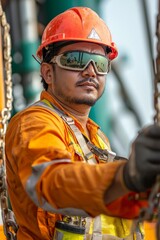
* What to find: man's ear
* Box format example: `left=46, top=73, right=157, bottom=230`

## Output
left=41, top=63, right=53, bottom=84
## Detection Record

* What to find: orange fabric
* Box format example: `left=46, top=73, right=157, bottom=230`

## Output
left=0, top=225, right=6, bottom=240
left=5, top=91, right=147, bottom=239
left=143, top=222, right=157, bottom=240
left=106, top=192, right=148, bottom=219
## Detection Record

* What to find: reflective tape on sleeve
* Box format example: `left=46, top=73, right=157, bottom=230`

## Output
left=25, top=159, right=89, bottom=217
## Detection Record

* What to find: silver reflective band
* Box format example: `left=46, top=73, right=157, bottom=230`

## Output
left=25, top=159, right=89, bottom=217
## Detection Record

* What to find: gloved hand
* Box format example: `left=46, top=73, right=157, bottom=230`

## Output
left=123, top=124, right=160, bottom=192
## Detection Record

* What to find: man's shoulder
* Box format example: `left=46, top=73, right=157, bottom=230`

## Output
left=8, top=101, right=63, bottom=130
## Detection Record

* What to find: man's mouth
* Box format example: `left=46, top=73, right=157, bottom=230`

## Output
left=76, top=78, right=99, bottom=89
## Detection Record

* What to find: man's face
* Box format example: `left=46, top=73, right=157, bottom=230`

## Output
left=42, top=42, right=108, bottom=108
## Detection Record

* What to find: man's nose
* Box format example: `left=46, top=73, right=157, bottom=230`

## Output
left=81, top=62, right=96, bottom=78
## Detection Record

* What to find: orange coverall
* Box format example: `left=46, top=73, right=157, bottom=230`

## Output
left=5, top=91, right=148, bottom=239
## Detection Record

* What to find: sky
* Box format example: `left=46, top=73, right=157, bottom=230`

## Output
left=99, top=0, right=157, bottom=156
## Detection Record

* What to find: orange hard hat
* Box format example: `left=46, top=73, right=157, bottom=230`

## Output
left=36, top=7, right=118, bottom=61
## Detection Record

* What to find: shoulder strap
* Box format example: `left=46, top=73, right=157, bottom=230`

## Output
left=34, top=100, right=97, bottom=164
left=33, top=100, right=124, bottom=163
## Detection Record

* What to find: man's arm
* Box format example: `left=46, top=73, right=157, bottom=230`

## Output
left=104, top=163, right=129, bottom=204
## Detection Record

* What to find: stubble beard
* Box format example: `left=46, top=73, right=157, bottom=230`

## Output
left=53, top=76, right=105, bottom=106
left=66, top=97, right=97, bottom=106
left=62, top=88, right=105, bottom=106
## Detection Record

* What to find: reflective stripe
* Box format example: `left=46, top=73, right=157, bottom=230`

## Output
left=93, top=216, right=102, bottom=234
left=25, top=159, right=89, bottom=217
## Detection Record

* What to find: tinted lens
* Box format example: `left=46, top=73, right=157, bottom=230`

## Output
left=60, top=51, right=109, bottom=73
left=92, top=55, right=108, bottom=73
left=60, top=52, right=83, bottom=68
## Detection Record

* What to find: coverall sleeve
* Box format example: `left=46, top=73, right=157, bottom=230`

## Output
left=5, top=106, right=147, bottom=219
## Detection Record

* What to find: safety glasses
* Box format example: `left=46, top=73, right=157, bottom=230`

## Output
left=50, top=50, right=110, bottom=75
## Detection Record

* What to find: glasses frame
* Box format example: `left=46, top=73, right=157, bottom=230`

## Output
left=50, top=50, right=111, bottom=75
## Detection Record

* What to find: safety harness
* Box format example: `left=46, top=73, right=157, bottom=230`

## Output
left=34, top=99, right=143, bottom=240
left=35, top=99, right=127, bottom=163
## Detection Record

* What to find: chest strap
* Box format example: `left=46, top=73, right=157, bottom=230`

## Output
left=34, top=100, right=118, bottom=163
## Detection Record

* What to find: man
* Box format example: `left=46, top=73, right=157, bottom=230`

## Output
left=5, top=7, right=160, bottom=240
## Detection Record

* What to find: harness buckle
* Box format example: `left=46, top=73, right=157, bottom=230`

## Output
left=86, top=141, right=116, bottom=162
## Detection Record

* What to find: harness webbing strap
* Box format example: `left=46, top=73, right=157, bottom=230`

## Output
left=92, top=216, right=102, bottom=239
left=34, top=100, right=97, bottom=164
left=34, top=100, right=127, bottom=163
left=61, top=115, right=97, bottom=164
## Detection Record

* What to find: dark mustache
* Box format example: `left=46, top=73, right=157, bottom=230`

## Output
left=76, top=78, right=99, bottom=89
